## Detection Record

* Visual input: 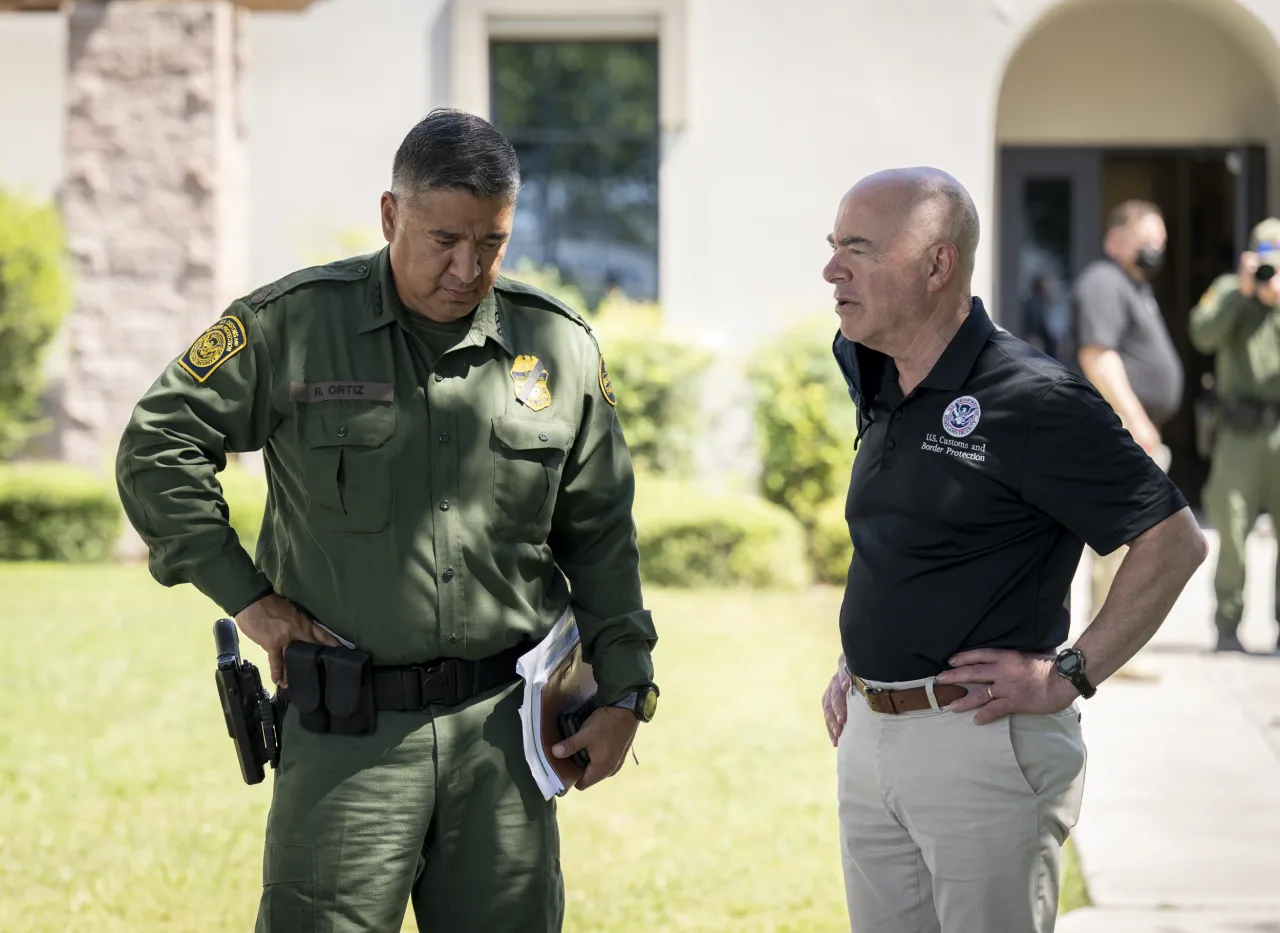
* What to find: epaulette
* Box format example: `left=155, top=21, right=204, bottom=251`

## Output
left=241, top=254, right=376, bottom=313
left=494, top=275, right=593, bottom=333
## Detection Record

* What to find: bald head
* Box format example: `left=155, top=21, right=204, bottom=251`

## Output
left=849, top=167, right=980, bottom=279
left=824, top=166, right=981, bottom=357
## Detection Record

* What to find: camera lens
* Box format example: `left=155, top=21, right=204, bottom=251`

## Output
left=1257, top=263, right=1277, bottom=283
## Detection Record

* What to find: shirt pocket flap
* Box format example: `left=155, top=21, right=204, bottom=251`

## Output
left=303, top=406, right=396, bottom=449
left=491, top=416, right=576, bottom=454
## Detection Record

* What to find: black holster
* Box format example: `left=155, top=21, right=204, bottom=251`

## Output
left=1194, top=391, right=1220, bottom=459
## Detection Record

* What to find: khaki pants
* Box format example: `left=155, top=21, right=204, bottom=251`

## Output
left=836, top=676, right=1087, bottom=933
left=1089, top=443, right=1170, bottom=617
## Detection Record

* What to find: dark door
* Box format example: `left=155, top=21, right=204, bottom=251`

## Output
left=997, top=148, right=1102, bottom=369
left=998, top=144, right=1268, bottom=513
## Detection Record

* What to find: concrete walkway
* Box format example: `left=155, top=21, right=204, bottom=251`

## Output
left=1058, top=522, right=1280, bottom=932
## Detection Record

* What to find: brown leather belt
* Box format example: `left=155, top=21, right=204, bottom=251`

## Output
left=853, top=676, right=969, bottom=714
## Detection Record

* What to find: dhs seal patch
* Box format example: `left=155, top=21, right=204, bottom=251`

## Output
left=942, top=395, right=981, bottom=438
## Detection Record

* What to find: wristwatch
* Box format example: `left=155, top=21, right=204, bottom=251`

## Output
left=609, top=684, right=659, bottom=722
left=1053, top=648, right=1096, bottom=699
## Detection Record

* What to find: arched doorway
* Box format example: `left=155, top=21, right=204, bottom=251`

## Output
left=994, top=0, right=1280, bottom=510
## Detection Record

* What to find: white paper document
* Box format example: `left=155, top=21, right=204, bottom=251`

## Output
left=516, top=606, right=583, bottom=800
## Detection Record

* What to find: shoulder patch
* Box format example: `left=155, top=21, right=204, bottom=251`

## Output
left=1198, top=274, right=1238, bottom=309
left=494, top=275, right=592, bottom=331
left=242, top=254, right=376, bottom=312
left=179, top=315, right=248, bottom=382
left=598, top=354, right=617, bottom=407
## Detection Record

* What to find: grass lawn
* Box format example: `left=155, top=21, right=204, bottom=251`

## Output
left=0, top=563, right=1088, bottom=931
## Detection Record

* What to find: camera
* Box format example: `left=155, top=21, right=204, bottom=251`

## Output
left=1256, top=261, right=1276, bottom=283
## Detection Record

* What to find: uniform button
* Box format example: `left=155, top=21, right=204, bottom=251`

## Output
left=336, top=425, right=347, bottom=438
left=538, top=432, right=549, bottom=442
left=442, top=568, right=455, bottom=582
left=448, top=634, right=459, bottom=644
left=440, top=500, right=450, bottom=511
left=887, top=438, right=896, bottom=450
left=438, top=432, right=449, bottom=443
left=893, top=410, right=903, bottom=420
left=433, top=372, right=444, bottom=383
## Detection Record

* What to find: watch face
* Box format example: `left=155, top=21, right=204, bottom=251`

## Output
left=1058, top=652, right=1082, bottom=676
left=640, top=688, right=658, bottom=722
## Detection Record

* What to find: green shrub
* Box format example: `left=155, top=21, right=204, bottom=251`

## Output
left=0, top=462, right=121, bottom=561
left=217, top=459, right=269, bottom=557
left=504, top=262, right=713, bottom=477
left=632, top=474, right=811, bottom=590
left=749, top=316, right=859, bottom=528
left=590, top=296, right=713, bottom=476
left=809, top=495, right=852, bottom=585
left=0, top=189, right=73, bottom=458
left=505, top=257, right=589, bottom=318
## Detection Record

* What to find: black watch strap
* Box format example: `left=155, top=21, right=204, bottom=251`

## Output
left=1055, top=648, right=1096, bottom=699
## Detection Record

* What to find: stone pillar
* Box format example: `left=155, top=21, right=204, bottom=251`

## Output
left=57, top=0, right=249, bottom=473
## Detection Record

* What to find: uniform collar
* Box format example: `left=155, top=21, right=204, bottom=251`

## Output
left=359, top=246, right=514, bottom=355
left=358, top=247, right=399, bottom=334
left=465, top=290, right=514, bottom=356
left=918, top=297, right=996, bottom=390
left=833, top=296, right=995, bottom=409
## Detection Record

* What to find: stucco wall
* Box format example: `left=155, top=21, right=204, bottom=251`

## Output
left=998, top=0, right=1280, bottom=212
left=0, top=11, right=65, bottom=200
left=5, top=0, right=1280, bottom=338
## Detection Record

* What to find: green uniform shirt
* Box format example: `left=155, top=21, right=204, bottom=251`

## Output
left=116, top=247, right=655, bottom=703
left=1189, top=274, right=1280, bottom=402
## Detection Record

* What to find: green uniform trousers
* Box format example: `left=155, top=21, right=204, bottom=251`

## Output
left=1202, top=424, right=1280, bottom=636
left=255, top=679, right=563, bottom=933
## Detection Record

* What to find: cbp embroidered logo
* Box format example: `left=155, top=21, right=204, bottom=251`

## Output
left=179, top=316, right=247, bottom=383
left=942, top=395, right=981, bottom=438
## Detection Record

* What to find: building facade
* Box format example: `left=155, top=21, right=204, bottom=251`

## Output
left=2, top=0, right=1279, bottom=505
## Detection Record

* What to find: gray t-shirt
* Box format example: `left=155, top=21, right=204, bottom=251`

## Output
left=1072, top=258, right=1184, bottom=427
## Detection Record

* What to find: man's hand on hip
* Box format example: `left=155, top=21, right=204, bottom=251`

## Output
left=235, top=593, right=340, bottom=687
left=551, top=706, right=638, bottom=791
left=935, top=648, right=1078, bottom=725
left=822, top=653, right=853, bottom=746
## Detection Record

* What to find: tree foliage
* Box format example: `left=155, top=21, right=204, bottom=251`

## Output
left=0, top=190, right=72, bottom=459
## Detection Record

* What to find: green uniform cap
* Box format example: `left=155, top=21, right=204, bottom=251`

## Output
left=1249, top=217, right=1280, bottom=253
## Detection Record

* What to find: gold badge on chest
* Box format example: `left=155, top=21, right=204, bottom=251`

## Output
left=510, top=354, right=552, bottom=412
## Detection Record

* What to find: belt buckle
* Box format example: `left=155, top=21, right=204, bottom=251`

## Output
left=861, top=684, right=894, bottom=715
left=417, top=660, right=458, bottom=707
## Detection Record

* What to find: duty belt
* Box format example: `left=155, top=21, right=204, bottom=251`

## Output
left=281, top=641, right=528, bottom=735
left=372, top=644, right=526, bottom=711
left=1219, top=397, right=1280, bottom=432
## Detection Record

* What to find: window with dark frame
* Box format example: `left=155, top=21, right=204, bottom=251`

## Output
left=489, top=39, right=660, bottom=308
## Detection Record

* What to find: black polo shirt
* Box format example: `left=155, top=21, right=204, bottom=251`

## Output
left=832, top=298, right=1187, bottom=682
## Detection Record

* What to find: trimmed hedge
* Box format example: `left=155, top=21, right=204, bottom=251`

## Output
left=0, top=462, right=121, bottom=561
left=809, top=495, right=853, bottom=585
left=633, top=475, right=811, bottom=590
